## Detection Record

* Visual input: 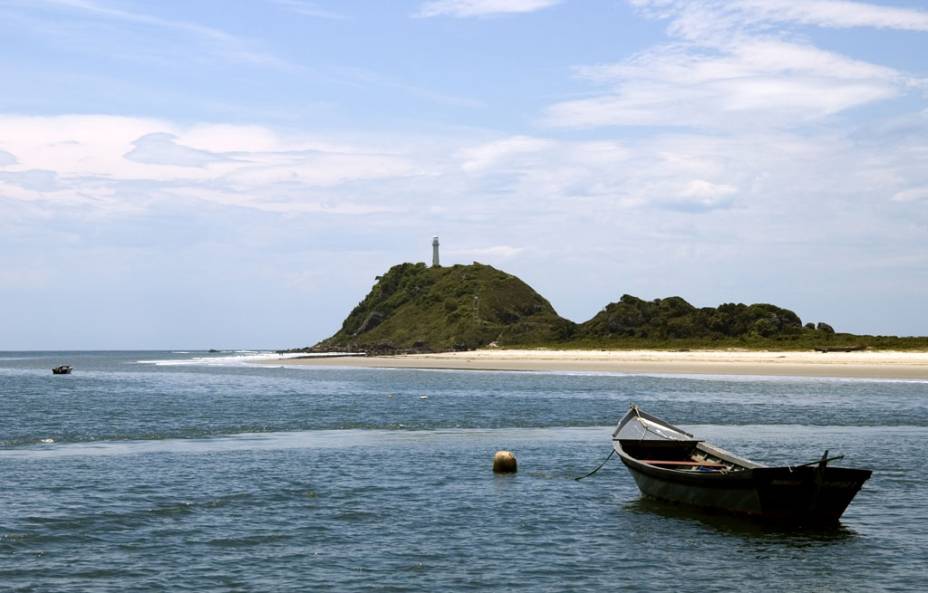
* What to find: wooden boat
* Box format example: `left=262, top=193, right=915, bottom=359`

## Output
left=613, top=406, right=871, bottom=525
left=51, top=365, right=72, bottom=375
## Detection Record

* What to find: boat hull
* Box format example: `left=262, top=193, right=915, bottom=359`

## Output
left=620, top=455, right=871, bottom=525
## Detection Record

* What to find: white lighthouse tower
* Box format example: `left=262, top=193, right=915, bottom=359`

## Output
left=432, top=236, right=440, bottom=268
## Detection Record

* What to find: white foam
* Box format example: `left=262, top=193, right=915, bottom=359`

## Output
left=1, top=426, right=613, bottom=459
left=137, top=352, right=318, bottom=367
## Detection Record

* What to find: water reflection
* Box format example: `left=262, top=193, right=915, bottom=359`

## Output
left=624, top=497, right=859, bottom=542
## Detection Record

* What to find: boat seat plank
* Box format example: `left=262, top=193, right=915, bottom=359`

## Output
left=641, top=459, right=726, bottom=468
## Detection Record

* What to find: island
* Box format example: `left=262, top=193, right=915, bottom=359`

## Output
left=299, top=261, right=927, bottom=354
left=274, top=262, right=928, bottom=379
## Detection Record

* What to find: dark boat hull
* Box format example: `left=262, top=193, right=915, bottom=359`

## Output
left=621, top=457, right=871, bottom=525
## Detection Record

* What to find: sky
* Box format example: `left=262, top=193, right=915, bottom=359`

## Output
left=1, top=0, right=927, bottom=349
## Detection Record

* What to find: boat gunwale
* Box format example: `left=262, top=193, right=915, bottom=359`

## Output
left=612, top=406, right=764, bottom=472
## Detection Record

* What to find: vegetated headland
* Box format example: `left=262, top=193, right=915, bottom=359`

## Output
left=293, top=262, right=928, bottom=354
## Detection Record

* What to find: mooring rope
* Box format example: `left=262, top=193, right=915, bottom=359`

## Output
left=574, top=449, right=616, bottom=481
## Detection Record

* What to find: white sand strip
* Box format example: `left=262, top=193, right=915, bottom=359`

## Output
left=271, top=349, right=928, bottom=380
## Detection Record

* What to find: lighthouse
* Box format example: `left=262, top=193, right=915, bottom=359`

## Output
left=432, top=236, right=440, bottom=268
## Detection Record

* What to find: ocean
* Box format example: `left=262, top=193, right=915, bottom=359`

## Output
left=2, top=351, right=926, bottom=592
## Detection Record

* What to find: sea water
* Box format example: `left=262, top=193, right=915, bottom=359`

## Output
left=1, top=351, right=926, bottom=592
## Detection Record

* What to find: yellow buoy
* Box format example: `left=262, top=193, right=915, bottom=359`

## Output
left=492, top=450, right=517, bottom=474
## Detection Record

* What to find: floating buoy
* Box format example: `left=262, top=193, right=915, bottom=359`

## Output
left=493, top=450, right=517, bottom=474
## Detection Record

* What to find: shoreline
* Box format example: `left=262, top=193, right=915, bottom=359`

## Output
left=269, top=349, right=928, bottom=380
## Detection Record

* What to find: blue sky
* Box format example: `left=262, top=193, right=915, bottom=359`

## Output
left=1, top=0, right=927, bottom=349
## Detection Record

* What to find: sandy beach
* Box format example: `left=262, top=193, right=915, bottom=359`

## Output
left=271, top=349, right=928, bottom=380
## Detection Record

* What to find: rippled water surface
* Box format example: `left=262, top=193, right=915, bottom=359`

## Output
left=2, top=351, right=926, bottom=592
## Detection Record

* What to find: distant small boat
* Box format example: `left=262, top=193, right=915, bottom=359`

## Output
left=613, top=406, right=871, bottom=525
left=52, top=365, right=72, bottom=375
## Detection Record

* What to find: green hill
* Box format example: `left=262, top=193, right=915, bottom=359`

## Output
left=569, top=294, right=928, bottom=350
left=312, top=262, right=574, bottom=353
left=579, top=294, right=805, bottom=340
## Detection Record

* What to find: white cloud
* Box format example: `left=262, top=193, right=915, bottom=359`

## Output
left=892, top=186, right=928, bottom=202
left=270, top=0, right=346, bottom=20
left=124, top=133, right=237, bottom=168
left=0, top=115, right=417, bottom=183
left=445, top=133, right=747, bottom=215
left=416, top=0, right=559, bottom=18
left=0, top=115, right=422, bottom=215
left=743, top=0, right=928, bottom=31
left=451, top=136, right=638, bottom=208
left=221, top=152, right=417, bottom=190
left=0, top=267, right=50, bottom=290
left=458, top=136, right=554, bottom=171
left=546, top=38, right=908, bottom=128
left=447, top=245, right=525, bottom=258
left=680, top=179, right=736, bottom=201
left=630, top=0, right=928, bottom=42
left=0, top=169, right=60, bottom=192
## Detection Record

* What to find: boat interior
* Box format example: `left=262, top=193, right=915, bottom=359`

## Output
left=619, top=439, right=742, bottom=473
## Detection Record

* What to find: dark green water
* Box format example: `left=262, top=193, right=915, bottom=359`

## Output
left=1, top=351, right=925, bottom=592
